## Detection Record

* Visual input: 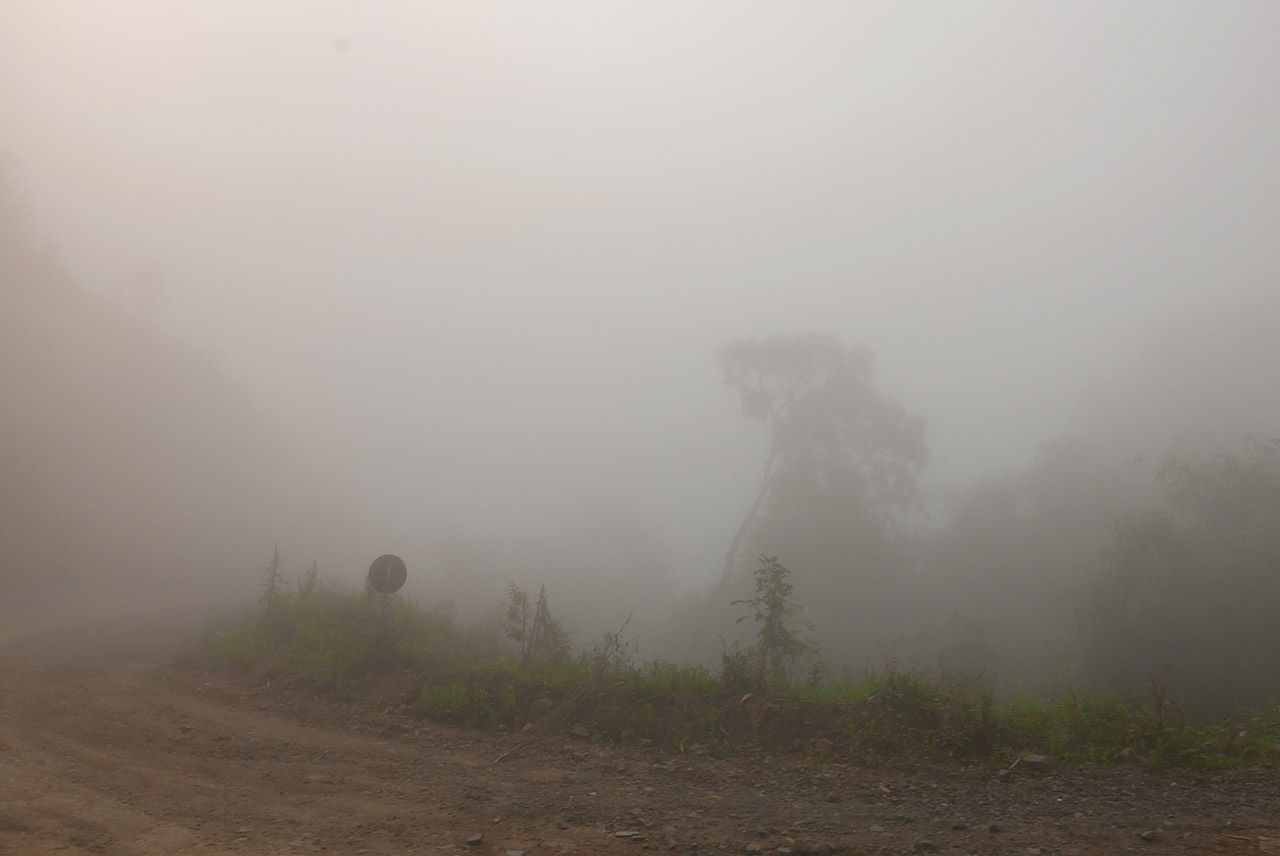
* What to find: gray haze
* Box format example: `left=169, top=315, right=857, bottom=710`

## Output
left=3, top=3, right=1278, bottom=622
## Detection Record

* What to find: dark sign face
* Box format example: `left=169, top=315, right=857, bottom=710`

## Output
left=367, top=554, right=407, bottom=595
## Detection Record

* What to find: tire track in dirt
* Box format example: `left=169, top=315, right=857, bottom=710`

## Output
left=0, top=610, right=636, bottom=855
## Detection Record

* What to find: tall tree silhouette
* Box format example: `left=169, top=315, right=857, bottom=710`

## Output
left=714, top=333, right=927, bottom=599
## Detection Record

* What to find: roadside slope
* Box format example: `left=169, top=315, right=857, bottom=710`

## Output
left=1, top=611, right=1277, bottom=855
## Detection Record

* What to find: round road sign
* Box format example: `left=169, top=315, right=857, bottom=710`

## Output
left=367, top=554, right=407, bottom=595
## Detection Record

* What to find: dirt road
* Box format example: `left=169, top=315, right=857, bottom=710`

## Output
left=1, top=607, right=1277, bottom=855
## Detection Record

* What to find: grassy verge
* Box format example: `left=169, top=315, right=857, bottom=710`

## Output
left=199, top=587, right=1280, bottom=771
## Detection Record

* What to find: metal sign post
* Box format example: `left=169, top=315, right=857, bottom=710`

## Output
left=367, top=553, right=407, bottom=650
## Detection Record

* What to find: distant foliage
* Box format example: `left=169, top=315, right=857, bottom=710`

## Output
left=1077, top=437, right=1280, bottom=714
left=260, top=546, right=283, bottom=604
left=503, top=582, right=530, bottom=659
left=718, top=334, right=928, bottom=510
left=713, top=334, right=929, bottom=600
left=529, top=585, right=571, bottom=664
left=707, top=333, right=930, bottom=670
left=504, top=583, right=570, bottom=666
left=1158, top=436, right=1280, bottom=529
left=296, top=560, right=320, bottom=602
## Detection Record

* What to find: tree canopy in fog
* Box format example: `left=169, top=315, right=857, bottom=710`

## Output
left=716, top=333, right=928, bottom=593
left=1075, top=439, right=1280, bottom=714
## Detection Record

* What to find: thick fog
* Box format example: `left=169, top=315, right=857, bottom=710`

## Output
left=3, top=4, right=1279, bottom=690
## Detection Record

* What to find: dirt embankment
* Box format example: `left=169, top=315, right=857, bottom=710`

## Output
left=1, top=608, right=1278, bottom=856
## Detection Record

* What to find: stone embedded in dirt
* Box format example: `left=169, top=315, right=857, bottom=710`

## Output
left=823, top=791, right=841, bottom=803
left=810, top=738, right=835, bottom=755
left=505, top=851, right=528, bottom=856
left=910, top=840, right=935, bottom=852
left=178, top=724, right=194, bottom=732
left=569, top=724, right=592, bottom=739
left=745, top=844, right=765, bottom=853
left=987, top=824, right=1002, bottom=833
left=868, top=825, right=885, bottom=833
left=465, top=832, right=484, bottom=845
left=1021, top=754, right=1049, bottom=767
left=614, top=830, right=643, bottom=839
left=1138, top=829, right=1159, bottom=841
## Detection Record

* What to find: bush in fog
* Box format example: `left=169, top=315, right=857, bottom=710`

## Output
left=1076, top=438, right=1280, bottom=715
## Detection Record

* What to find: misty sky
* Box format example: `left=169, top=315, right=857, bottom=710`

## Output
left=3, top=2, right=1278, bottom=582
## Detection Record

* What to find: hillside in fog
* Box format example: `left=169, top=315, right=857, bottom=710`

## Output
left=0, top=181, right=309, bottom=602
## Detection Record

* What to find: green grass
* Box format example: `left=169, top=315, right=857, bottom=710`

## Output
left=198, top=586, right=1280, bottom=771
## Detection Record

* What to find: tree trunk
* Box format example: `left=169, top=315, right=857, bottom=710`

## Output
left=683, top=445, right=778, bottom=662
left=684, top=427, right=781, bottom=661
left=712, top=439, right=779, bottom=601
